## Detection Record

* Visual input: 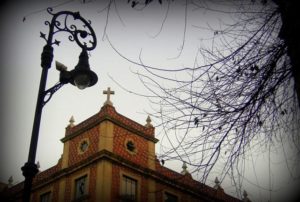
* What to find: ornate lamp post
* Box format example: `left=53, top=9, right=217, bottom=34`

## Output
left=21, top=8, right=98, bottom=202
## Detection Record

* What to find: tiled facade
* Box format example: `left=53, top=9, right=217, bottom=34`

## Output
left=1, top=96, right=242, bottom=202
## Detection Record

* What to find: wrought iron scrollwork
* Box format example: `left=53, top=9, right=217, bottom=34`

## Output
left=40, top=7, right=97, bottom=51
left=42, top=82, right=65, bottom=107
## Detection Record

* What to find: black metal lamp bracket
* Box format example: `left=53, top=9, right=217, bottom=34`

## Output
left=42, top=82, right=65, bottom=107
left=39, top=7, right=98, bottom=107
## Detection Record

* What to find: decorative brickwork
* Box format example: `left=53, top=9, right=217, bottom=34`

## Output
left=64, top=175, right=71, bottom=202
left=88, top=164, right=97, bottom=201
left=68, top=126, right=99, bottom=167
left=2, top=102, right=242, bottom=202
left=63, top=105, right=156, bottom=143
left=52, top=181, right=59, bottom=202
left=111, top=165, right=120, bottom=201
left=113, top=125, right=149, bottom=167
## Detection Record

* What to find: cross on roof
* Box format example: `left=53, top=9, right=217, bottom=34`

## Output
left=103, top=87, right=115, bottom=106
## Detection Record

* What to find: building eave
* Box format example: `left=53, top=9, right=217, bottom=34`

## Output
left=29, top=150, right=240, bottom=202
left=61, top=105, right=158, bottom=144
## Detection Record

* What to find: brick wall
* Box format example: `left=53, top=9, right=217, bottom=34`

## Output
left=64, top=176, right=71, bottom=202
left=113, top=125, right=149, bottom=167
left=52, top=181, right=59, bottom=201
left=88, top=164, right=97, bottom=201
left=111, top=165, right=120, bottom=201
left=68, top=126, right=99, bottom=167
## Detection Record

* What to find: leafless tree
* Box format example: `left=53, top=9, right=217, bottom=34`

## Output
left=22, top=0, right=300, bottom=199
left=109, top=0, right=300, bottom=190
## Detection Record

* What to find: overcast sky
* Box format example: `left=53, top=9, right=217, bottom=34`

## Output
left=0, top=0, right=192, bottom=184
left=0, top=0, right=299, bottom=201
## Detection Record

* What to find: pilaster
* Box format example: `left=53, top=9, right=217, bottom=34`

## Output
left=95, top=160, right=112, bottom=201
left=98, top=120, right=114, bottom=152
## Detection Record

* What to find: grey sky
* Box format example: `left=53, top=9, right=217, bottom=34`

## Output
left=0, top=0, right=299, bottom=201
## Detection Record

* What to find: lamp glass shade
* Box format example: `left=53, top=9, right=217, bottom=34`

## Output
left=68, top=48, right=98, bottom=89
left=74, top=73, right=91, bottom=90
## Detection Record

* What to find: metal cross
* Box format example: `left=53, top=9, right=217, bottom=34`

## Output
left=103, top=87, right=115, bottom=106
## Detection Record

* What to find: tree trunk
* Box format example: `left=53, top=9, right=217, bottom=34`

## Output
left=274, top=0, right=300, bottom=108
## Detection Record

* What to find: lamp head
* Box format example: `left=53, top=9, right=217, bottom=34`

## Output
left=70, top=48, right=98, bottom=89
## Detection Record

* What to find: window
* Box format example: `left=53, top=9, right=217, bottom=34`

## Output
left=120, top=175, right=137, bottom=202
left=126, top=141, right=135, bottom=152
left=80, top=140, right=89, bottom=152
left=74, top=175, right=87, bottom=199
left=40, top=191, right=51, bottom=202
left=164, top=192, right=178, bottom=202
left=124, top=139, right=137, bottom=155
left=78, top=139, right=90, bottom=154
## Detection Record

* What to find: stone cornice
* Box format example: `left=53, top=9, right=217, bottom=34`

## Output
left=31, top=150, right=239, bottom=202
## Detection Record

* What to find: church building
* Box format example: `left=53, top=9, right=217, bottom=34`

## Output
left=1, top=88, right=245, bottom=202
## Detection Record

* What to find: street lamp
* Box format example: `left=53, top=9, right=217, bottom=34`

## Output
left=21, top=8, right=98, bottom=202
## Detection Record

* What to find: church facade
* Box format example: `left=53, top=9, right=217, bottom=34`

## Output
left=2, top=88, right=243, bottom=202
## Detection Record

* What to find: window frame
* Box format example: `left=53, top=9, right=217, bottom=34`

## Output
left=39, top=191, right=52, bottom=202
left=74, top=175, right=88, bottom=199
left=77, top=138, right=90, bottom=154
left=119, top=171, right=141, bottom=202
left=163, top=190, right=180, bottom=202
left=124, top=138, right=138, bottom=155
left=71, top=171, right=90, bottom=202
